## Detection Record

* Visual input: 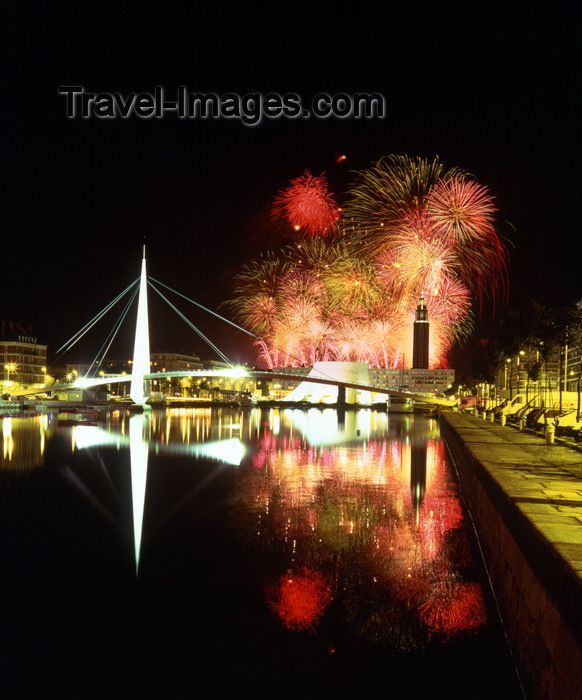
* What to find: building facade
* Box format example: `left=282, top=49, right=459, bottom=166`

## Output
left=503, top=345, right=564, bottom=398
left=368, top=367, right=455, bottom=395
left=1, top=321, right=47, bottom=394
left=564, top=344, right=581, bottom=394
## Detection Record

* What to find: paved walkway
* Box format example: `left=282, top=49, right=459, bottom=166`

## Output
left=441, top=412, right=582, bottom=585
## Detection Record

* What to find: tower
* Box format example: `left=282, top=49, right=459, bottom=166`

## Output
left=412, top=297, right=429, bottom=369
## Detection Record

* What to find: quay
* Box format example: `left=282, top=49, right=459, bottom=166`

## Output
left=440, top=411, right=582, bottom=700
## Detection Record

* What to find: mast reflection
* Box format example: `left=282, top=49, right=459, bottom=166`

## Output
left=0, top=409, right=247, bottom=573
left=68, top=411, right=247, bottom=572
left=129, top=414, right=148, bottom=573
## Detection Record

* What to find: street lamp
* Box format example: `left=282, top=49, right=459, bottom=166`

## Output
left=517, top=350, right=525, bottom=390
left=4, top=363, right=17, bottom=394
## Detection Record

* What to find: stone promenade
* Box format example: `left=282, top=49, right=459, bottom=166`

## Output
left=440, top=410, right=582, bottom=700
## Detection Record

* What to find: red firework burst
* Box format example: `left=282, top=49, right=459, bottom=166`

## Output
left=271, top=170, right=340, bottom=236
left=266, top=567, right=333, bottom=632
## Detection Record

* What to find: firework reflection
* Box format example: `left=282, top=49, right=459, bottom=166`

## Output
left=237, top=411, right=486, bottom=646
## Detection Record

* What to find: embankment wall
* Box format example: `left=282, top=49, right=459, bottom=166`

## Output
left=440, top=412, right=582, bottom=700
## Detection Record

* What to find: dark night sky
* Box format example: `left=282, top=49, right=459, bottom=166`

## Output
left=1, top=3, right=580, bottom=368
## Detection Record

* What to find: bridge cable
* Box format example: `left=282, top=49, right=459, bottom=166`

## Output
left=148, top=282, right=233, bottom=365
left=147, top=276, right=320, bottom=371
left=53, top=278, right=140, bottom=358
left=84, top=285, right=140, bottom=377
left=149, top=277, right=256, bottom=338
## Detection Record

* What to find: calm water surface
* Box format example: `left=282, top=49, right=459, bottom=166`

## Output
left=1, top=408, right=524, bottom=699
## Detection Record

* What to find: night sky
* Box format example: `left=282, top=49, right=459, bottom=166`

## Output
left=2, top=4, right=579, bottom=368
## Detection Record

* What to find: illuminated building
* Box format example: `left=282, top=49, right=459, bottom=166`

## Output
left=1, top=321, right=47, bottom=393
left=151, top=352, right=203, bottom=373
left=368, top=367, right=455, bottom=395
left=565, top=344, right=581, bottom=393
left=499, top=345, right=579, bottom=408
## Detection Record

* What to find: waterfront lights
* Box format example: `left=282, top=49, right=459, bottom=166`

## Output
left=4, top=363, right=17, bottom=393
left=74, top=377, right=95, bottom=388
left=225, top=367, right=248, bottom=378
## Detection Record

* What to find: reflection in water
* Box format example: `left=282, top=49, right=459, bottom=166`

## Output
left=0, top=409, right=247, bottom=574
left=129, top=414, right=149, bottom=573
left=1, top=414, right=48, bottom=469
left=1, top=407, right=486, bottom=648
left=266, top=566, right=333, bottom=632
left=284, top=407, right=376, bottom=446
left=64, top=410, right=247, bottom=572
left=237, top=408, right=486, bottom=646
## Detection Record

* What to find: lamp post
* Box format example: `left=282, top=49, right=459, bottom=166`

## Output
left=4, top=363, right=17, bottom=395
left=517, top=350, right=525, bottom=394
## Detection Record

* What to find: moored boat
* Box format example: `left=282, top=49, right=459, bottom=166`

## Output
left=387, top=396, right=414, bottom=413
left=58, top=409, right=102, bottom=425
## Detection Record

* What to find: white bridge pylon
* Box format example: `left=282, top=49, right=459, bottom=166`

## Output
left=130, top=246, right=151, bottom=405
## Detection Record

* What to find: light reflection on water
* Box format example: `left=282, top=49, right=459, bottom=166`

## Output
left=2, top=407, right=481, bottom=639
left=0, top=407, right=522, bottom=698
left=238, top=408, right=484, bottom=643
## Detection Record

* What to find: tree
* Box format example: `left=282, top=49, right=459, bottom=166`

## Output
left=495, top=299, right=582, bottom=415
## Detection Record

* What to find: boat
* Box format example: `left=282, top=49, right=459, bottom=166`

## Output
left=238, top=391, right=258, bottom=407
left=387, top=396, right=414, bottom=413
left=58, top=409, right=102, bottom=425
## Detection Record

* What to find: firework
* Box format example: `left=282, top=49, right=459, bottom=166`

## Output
left=342, top=155, right=465, bottom=254
left=425, top=177, right=509, bottom=304
left=224, top=252, right=292, bottom=334
left=324, top=257, right=383, bottom=317
left=376, top=211, right=457, bottom=308
left=290, top=237, right=350, bottom=274
left=425, top=177, right=496, bottom=247
left=271, top=170, right=340, bottom=236
left=228, top=155, right=510, bottom=368
left=277, top=269, right=327, bottom=306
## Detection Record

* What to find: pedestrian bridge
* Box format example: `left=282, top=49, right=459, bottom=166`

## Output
left=11, top=249, right=456, bottom=408
left=14, top=367, right=456, bottom=407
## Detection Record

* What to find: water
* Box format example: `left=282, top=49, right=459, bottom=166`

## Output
left=1, top=408, right=524, bottom=699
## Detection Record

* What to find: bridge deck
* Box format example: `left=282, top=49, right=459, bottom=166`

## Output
left=11, top=369, right=456, bottom=406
